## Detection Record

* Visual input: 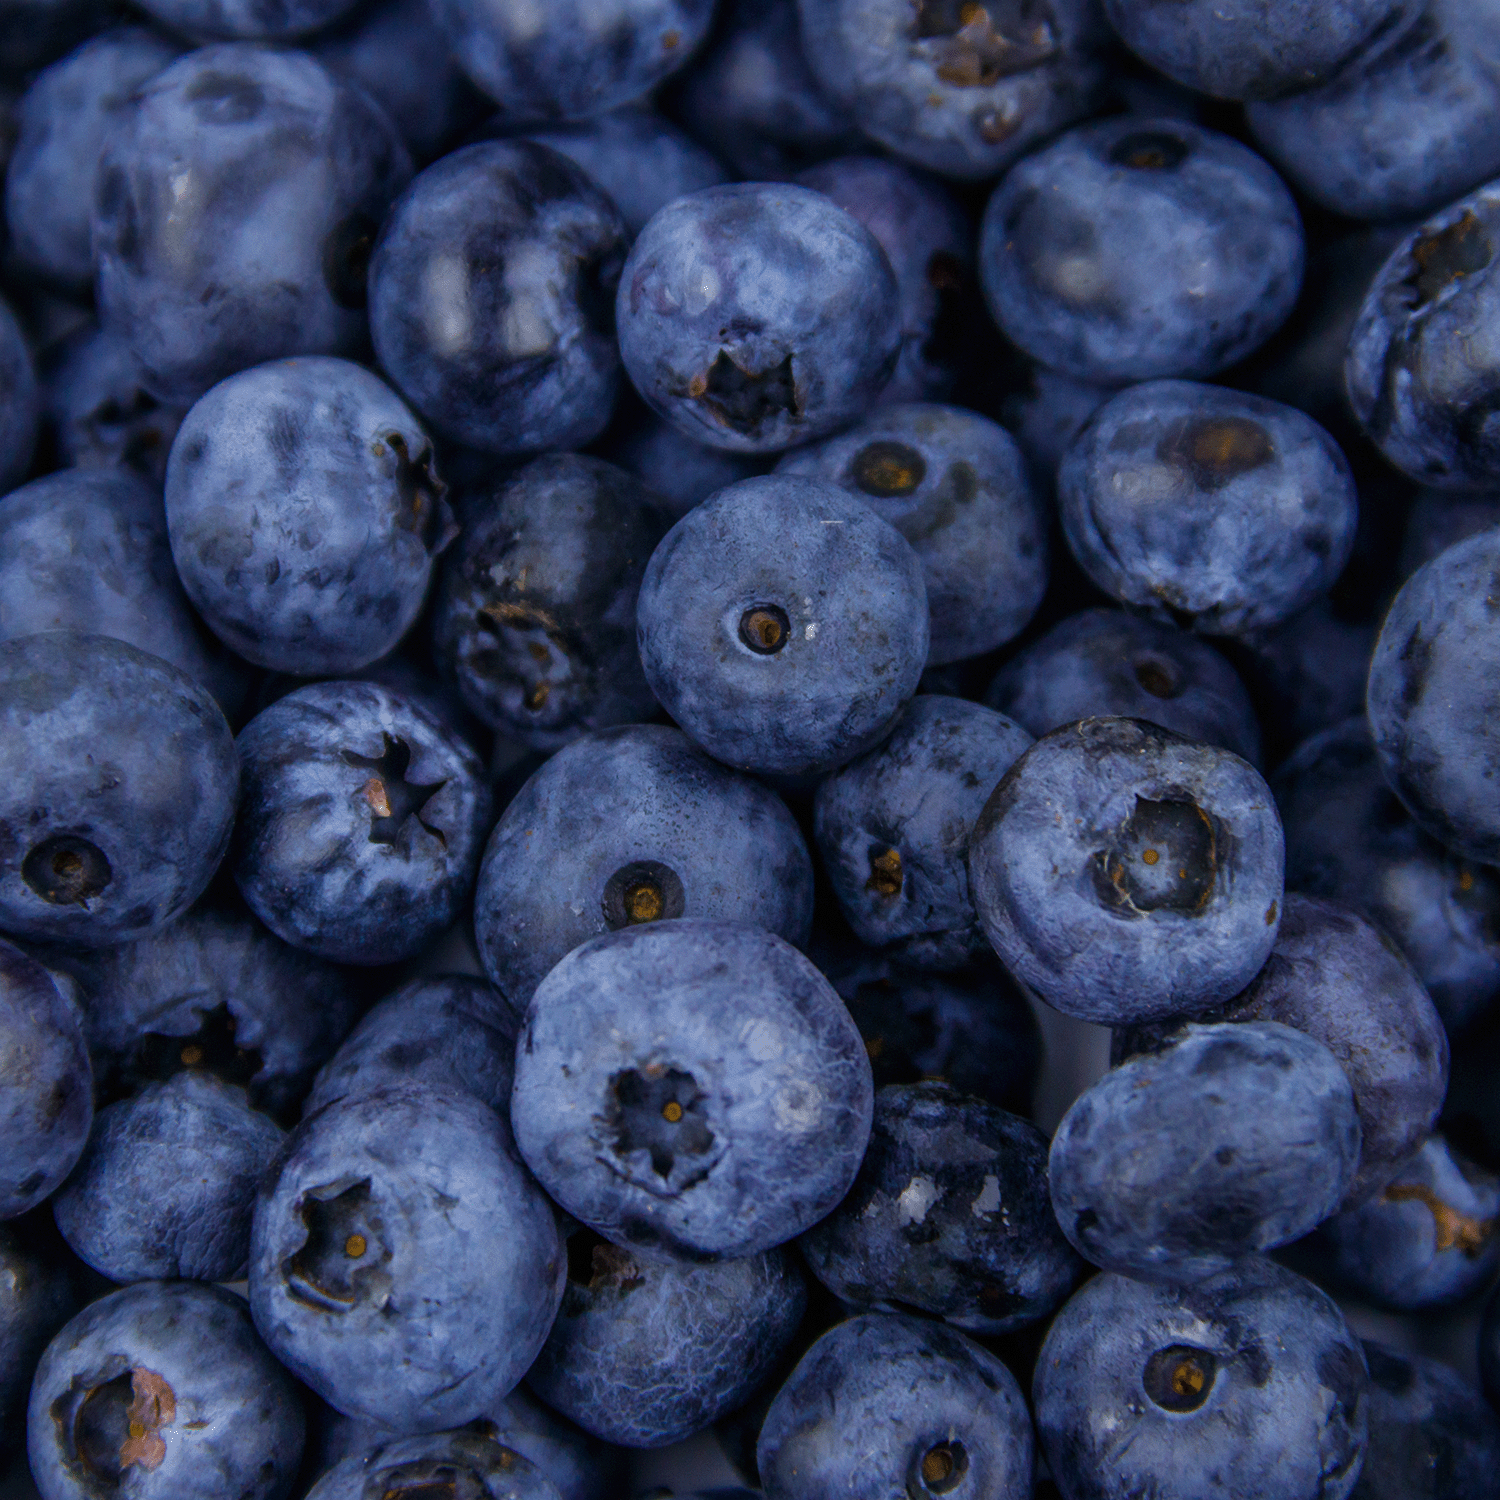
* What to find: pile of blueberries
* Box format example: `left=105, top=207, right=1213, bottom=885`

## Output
left=7, top=0, right=1500, bottom=1494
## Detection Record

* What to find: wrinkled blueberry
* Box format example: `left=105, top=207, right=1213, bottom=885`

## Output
left=306, top=1430, right=561, bottom=1500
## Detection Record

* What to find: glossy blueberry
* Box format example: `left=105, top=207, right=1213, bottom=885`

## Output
left=814, top=696, right=1032, bottom=970
left=969, top=718, right=1285, bottom=1025
left=604, top=408, right=769, bottom=519
left=512, top=920, right=874, bottom=1262
left=0, top=632, right=237, bottom=948
left=5, top=28, right=179, bottom=294
left=1034, top=1260, right=1368, bottom=1500
left=636, top=476, right=928, bottom=780
left=777, top=404, right=1047, bottom=664
left=757, top=1312, right=1033, bottom=1500
left=0, top=293, right=37, bottom=494
left=527, top=1232, right=806, bottom=1447
left=165, top=357, right=456, bottom=676
left=616, top=184, right=901, bottom=453
left=234, top=680, right=492, bottom=965
left=250, top=1081, right=564, bottom=1431
left=434, top=454, right=667, bottom=749
left=29, top=1281, right=305, bottom=1500
left=474, top=725, right=813, bottom=1007
left=0, top=1225, right=77, bottom=1436
left=307, top=1430, right=563, bottom=1500
left=1058, top=381, right=1357, bottom=637
left=369, top=142, right=625, bottom=456
left=980, top=118, right=1303, bottom=385
left=1399, top=488, right=1500, bottom=581
left=985, top=608, right=1262, bottom=764
left=93, top=45, right=411, bottom=407
left=797, top=0, right=1108, bottom=180
left=52, top=1071, right=283, bottom=1284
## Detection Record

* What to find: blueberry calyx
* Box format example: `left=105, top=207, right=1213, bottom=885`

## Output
left=22, top=835, right=112, bottom=906
left=853, top=441, right=928, bottom=498
left=1404, top=211, right=1493, bottom=309
left=739, top=604, right=791, bottom=655
left=910, top=0, right=1058, bottom=87
left=605, top=1065, right=715, bottom=1180
left=383, top=432, right=458, bottom=557
left=68, top=1367, right=176, bottom=1482
left=1093, top=797, right=1219, bottom=916
left=909, top=1438, right=969, bottom=1496
left=602, top=860, right=686, bottom=929
left=341, top=734, right=449, bottom=847
left=1109, top=131, right=1190, bottom=171
left=867, top=845, right=904, bottom=898
left=1142, top=1345, right=1217, bottom=1413
left=693, top=351, right=797, bottom=436
left=284, top=1179, right=390, bottom=1312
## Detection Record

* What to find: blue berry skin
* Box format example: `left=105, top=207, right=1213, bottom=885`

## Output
left=521, top=106, right=729, bottom=239
left=5, top=29, right=179, bottom=294
left=52, top=1071, right=284, bottom=1284
left=1058, top=381, right=1357, bottom=638
left=234, top=680, right=492, bottom=966
left=814, top=696, right=1032, bottom=971
left=0, top=294, right=37, bottom=493
left=165, top=357, right=457, bottom=677
left=0, top=1226, right=77, bottom=1437
left=93, top=45, right=412, bottom=408
left=1247, top=2, right=1500, bottom=224
left=305, top=974, right=517, bottom=1117
left=980, top=118, right=1303, bottom=386
left=801, top=1082, right=1080, bottom=1336
left=527, top=1233, right=807, bottom=1447
left=1033, top=1260, right=1368, bottom=1500
left=1347, top=187, right=1500, bottom=490
left=474, top=725, right=814, bottom=1008
left=135, top=0, right=358, bottom=39
left=998, top=365, right=1111, bottom=493
left=0, top=632, right=238, bottom=948
left=512, top=920, right=874, bottom=1263
left=616, top=184, right=902, bottom=454
left=636, top=477, right=928, bottom=781
left=369, top=142, right=625, bottom=457
left=307, top=1431, right=564, bottom=1500
left=792, top=158, right=972, bottom=405
left=797, top=0, right=1108, bottom=181
left=250, top=1081, right=564, bottom=1432
left=1309, top=1136, right=1500, bottom=1311
left=969, top=718, right=1284, bottom=1026
left=776, top=404, right=1047, bottom=665
left=757, top=1312, right=1034, bottom=1500
left=29, top=1281, right=305, bottom=1500
left=0, top=940, right=91, bottom=1219
left=604, top=408, right=770, bottom=520
left=433, top=454, right=668, bottom=750
left=985, top=608, right=1262, bottom=764
left=1051, top=1021, right=1361, bottom=1282
left=1354, top=1342, right=1500, bottom=1500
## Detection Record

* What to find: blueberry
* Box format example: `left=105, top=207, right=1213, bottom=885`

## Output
left=433, top=454, right=668, bottom=748
left=52, top=1071, right=284, bottom=1283
left=474, top=725, right=813, bottom=1008
left=985, top=608, right=1262, bottom=764
left=369, top=142, right=625, bottom=456
left=1033, top=1260, right=1368, bottom=1500
left=136, top=0, right=358, bottom=37
left=0, top=292, right=37, bottom=492
left=635, top=476, right=928, bottom=781
left=997, top=364, right=1111, bottom=493
left=0, top=632, right=238, bottom=948
left=527, top=1231, right=806, bottom=1447
left=5, top=28, right=179, bottom=294
left=0, top=1225, right=77, bottom=1436
left=968, top=718, right=1284, bottom=1025
left=93, top=45, right=412, bottom=406
left=814, top=696, right=1032, bottom=970
left=234, top=680, right=492, bottom=965
left=796, top=0, right=1109, bottom=180
left=29, top=1281, right=305, bottom=1500
left=776, top=404, right=1047, bottom=665
left=756, top=1311, right=1034, bottom=1500
left=165, top=356, right=457, bottom=676
left=512, top=919, right=873, bottom=1262
left=616, top=184, right=901, bottom=453
left=980, top=118, right=1303, bottom=385
left=604, top=407, right=770, bottom=519
left=306, top=1430, right=562, bottom=1500
left=250, top=1081, right=564, bottom=1431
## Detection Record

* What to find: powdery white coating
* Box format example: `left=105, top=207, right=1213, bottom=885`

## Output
left=249, top=1082, right=564, bottom=1432
left=307, top=1432, right=563, bottom=1500
left=0, top=294, right=37, bottom=493
left=512, top=920, right=874, bottom=1263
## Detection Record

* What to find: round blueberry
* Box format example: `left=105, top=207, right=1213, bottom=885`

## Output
left=306, top=1430, right=562, bottom=1500
left=0, top=292, right=38, bottom=493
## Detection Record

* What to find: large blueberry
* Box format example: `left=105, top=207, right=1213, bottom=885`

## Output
left=635, top=476, right=928, bottom=780
left=814, top=696, right=1032, bottom=970
left=1034, top=1260, right=1368, bottom=1500
left=776, top=404, right=1047, bottom=664
left=433, top=454, right=667, bottom=748
left=512, top=920, right=873, bottom=1262
left=968, top=718, right=1284, bottom=1024
left=250, top=1082, right=563, bottom=1431
left=616, top=184, right=901, bottom=453
left=369, top=141, right=625, bottom=456
left=0, top=632, right=237, bottom=947
left=234, top=680, right=492, bottom=965
left=980, top=118, right=1303, bottom=385
left=0, top=1225, right=77, bottom=1437
left=29, top=1281, right=305, bottom=1500
left=93, top=45, right=411, bottom=406
left=0, top=293, right=37, bottom=493
left=306, top=1431, right=562, bottom=1500
left=757, top=1312, right=1033, bottom=1500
